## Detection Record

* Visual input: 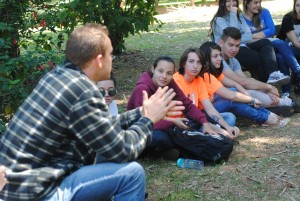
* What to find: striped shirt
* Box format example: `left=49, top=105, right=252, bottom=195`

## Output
left=0, top=62, right=153, bottom=200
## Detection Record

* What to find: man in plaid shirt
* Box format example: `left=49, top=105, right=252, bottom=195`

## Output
left=0, top=23, right=182, bottom=201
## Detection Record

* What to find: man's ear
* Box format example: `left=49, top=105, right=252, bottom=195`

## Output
left=95, top=54, right=103, bottom=68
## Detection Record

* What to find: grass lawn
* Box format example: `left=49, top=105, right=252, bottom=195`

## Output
left=112, top=0, right=300, bottom=200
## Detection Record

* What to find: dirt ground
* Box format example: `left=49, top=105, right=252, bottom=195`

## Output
left=112, top=1, right=300, bottom=200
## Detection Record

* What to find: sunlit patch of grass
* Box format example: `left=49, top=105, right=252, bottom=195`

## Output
left=114, top=1, right=300, bottom=200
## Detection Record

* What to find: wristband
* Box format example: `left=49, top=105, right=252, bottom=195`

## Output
left=249, top=98, right=255, bottom=107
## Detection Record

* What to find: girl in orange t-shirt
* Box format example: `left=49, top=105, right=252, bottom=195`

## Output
left=173, top=48, right=239, bottom=139
left=199, top=41, right=289, bottom=127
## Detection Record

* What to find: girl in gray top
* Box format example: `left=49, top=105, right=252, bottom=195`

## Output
left=210, top=0, right=289, bottom=86
left=209, top=0, right=252, bottom=44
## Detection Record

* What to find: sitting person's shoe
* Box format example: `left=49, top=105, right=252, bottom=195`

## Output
left=267, top=71, right=290, bottom=86
left=279, top=96, right=293, bottom=106
left=294, top=84, right=300, bottom=95
left=281, top=92, right=290, bottom=99
left=268, top=106, right=294, bottom=117
left=268, top=96, right=294, bottom=117
left=293, top=95, right=300, bottom=113
left=150, top=148, right=180, bottom=161
left=162, top=149, right=180, bottom=161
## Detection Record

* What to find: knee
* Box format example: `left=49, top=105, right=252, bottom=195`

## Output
left=151, top=130, right=173, bottom=149
left=127, top=162, right=145, bottom=181
left=223, top=112, right=236, bottom=126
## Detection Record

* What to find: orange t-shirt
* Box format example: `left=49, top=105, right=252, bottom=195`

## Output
left=173, top=72, right=209, bottom=110
left=216, top=73, right=225, bottom=81
left=203, top=72, right=224, bottom=102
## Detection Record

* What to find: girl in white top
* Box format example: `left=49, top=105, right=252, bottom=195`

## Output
left=96, top=74, right=118, bottom=116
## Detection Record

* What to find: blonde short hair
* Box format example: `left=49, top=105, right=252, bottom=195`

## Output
left=65, top=23, right=109, bottom=68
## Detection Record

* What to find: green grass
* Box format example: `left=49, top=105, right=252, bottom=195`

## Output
left=113, top=1, right=300, bottom=200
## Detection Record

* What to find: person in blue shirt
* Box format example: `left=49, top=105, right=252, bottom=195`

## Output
left=242, top=0, right=300, bottom=98
left=277, top=0, right=300, bottom=95
left=210, top=0, right=290, bottom=85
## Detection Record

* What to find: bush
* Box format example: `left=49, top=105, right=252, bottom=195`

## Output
left=0, top=0, right=162, bottom=130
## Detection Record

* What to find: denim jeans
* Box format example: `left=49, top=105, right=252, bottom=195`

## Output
left=236, top=39, right=278, bottom=82
left=150, top=130, right=174, bottom=150
left=272, top=39, right=300, bottom=93
left=272, top=40, right=300, bottom=79
left=218, top=112, right=236, bottom=127
left=276, top=53, right=291, bottom=94
left=213, top=94, right=270, bottom=123
left=291, top=46, right=300, bottom=60
left=44, top=162, right=145, bottom=201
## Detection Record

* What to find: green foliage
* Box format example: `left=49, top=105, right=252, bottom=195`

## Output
left=0, top=0, right=161, bottom=129
left=57, top=0, right=162, bottom=54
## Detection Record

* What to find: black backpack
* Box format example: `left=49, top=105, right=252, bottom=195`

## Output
left=168, top=125, right=234, bottom=165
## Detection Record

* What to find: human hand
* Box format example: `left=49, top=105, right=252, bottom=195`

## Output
left=165, top=104, right=185, bottom=117
left=250, top=98, right=262, bottom=108
left=165, top=117, right=189, bottom=129
left=267, top=85, right=279, bottom=97
left=268, top=92, right=280, bottom=106
left=141, top=86, right=183, bottom=123
left=0, top=166, right=7, bottom=191
left=225, top=126, right=240, bottom=139
left=203, top=123, right=226, bottom=135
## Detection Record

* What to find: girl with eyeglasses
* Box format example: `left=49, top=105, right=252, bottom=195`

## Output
left=96, top=73, right=118, bottom=116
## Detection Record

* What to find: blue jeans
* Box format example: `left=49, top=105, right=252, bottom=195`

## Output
left=276, top=53, right=291, bottom=94
left=291, top=46, right=300, bottom=60
left=44, top=162, right=145, bottom=201
left=272, top=40, right=300, bottom=93
left=219, top=112, right=236, bottom=127
left=213, top=94, right=270, bottom=123
left=150, top=130, right=174, bottom=150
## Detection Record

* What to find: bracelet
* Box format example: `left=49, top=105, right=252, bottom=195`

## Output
left=249, top=98, right=255, bottom=107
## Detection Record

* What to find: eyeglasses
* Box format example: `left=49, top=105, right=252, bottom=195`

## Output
left=99, top=87, right=117, bottom=97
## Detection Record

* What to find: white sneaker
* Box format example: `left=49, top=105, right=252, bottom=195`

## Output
left=281, top=92, right=290, bottom=98
left=279, top=96, right=293, bottom=106
left=267, top=71, right=290, bottom=86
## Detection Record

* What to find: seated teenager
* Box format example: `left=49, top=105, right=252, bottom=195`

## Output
left=97, top=73, right=118, bottom=116
left=242, top=0, right=300, bottom=98
left=216, top=27, right=294, bottom=117
left=173, top=47, right=240, bottom=136
left=277, top=0, right=300, bottom=95
left=127, top=56, right=234, bottom=161
left=199, top=41, right=290, bottom=127
left=210, top=0, right=290, bottom=85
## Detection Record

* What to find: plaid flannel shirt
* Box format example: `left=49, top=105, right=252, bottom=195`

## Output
left=0, top=62, right=153, bottom=200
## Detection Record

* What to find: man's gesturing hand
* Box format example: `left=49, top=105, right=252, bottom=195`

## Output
left=141, top=86, right=184, bottom=123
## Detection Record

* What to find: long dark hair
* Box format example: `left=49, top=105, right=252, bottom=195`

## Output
left=149, top=56, right=176, bottom=76
left=178, top=48, right=207, bottom=77
left=209, top=0, right=242, bottom=39
left=293, top=0, right=298, bottom=20
left=199, top=41, right=223, bottom=79
left=243, top=0, right=263, bottom=31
